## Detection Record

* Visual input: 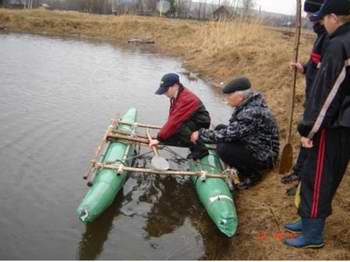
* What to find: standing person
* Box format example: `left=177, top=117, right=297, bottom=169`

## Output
left=284, top=0, right=350, bottom=248
left=148, top=73, right=211, bottom=160
left=281, top=0, right=329, bottom=185
left=191, top=77, right=280, bottom=189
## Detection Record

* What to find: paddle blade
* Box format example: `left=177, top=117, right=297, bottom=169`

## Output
left=151, top=155, right=170, bottom=171
left=279, top=143, right=293, bottom=174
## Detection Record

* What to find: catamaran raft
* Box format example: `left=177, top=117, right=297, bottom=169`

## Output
left=77, top=108, right=238, bottom=237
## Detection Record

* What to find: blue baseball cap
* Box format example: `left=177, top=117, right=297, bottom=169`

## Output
left=310, top=0, right=350, bottom=22
left=304, top=0, right=323, bottom=13
left=155, top=73, right=180, bottom=95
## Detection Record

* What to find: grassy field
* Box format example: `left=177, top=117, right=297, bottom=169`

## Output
left=1, top=9, right=349, bottom=260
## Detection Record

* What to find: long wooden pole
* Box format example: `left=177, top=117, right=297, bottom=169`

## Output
left=83, top=119, right=116, bottom=180
left=287, top=0, right=302, bottom=144
left=278, top=0, right=302, bottom=174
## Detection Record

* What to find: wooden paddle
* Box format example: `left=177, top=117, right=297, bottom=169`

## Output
left=146, top=129, right=170, bottom=171
left=279, top=0, right=302, bottom=174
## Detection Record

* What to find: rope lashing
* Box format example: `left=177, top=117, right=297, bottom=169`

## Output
left=117, top=164, right=124, bottom=174
left=223, top=168, right=240, bottom=185
left=199, top=170, right=207, bottom=182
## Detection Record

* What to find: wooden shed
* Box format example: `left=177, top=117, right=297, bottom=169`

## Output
left=212, top=5, right=232, bottom=20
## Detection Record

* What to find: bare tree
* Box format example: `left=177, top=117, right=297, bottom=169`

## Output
left=175, top=0, right=188, bottom=18
left=241, top=0, right=256, bottom=16
left=196, top=0, right=209, bottom=20
left=145, top=0, right=157, bottom=15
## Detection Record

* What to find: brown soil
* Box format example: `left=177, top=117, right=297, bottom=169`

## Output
left=1, top=9, right=349, bottom=259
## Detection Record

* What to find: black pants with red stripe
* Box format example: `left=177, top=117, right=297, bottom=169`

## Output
left=298, top=128, right=350, bottom=218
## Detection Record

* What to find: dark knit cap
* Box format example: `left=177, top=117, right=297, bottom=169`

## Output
left=155, top=73, right=180, bottom=95
left=222, top=77, right=251, bottom=94
left=304, top=0, right=323, bottom=13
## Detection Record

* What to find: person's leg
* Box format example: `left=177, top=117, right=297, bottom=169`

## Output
left=284, top=218, right=325, bottom=248
left=307, top=128, right=350, bottom=218
left=216, top=142, right=267, bottom=188
left=284, top=219, right=302, bottom=233
left=283, top=130, right=325, bottom=248
left=298, top=129, right=350, bottom=219
left=284, top=128, right=350, bottom=248
left=160, top=130, right=192, bottom=148
left=160, top=121, right=209, bottom=160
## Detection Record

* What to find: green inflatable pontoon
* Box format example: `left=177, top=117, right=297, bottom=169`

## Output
left=77, top=108, right=137, bottom=223
left=190, top=149, right=238, bottom=237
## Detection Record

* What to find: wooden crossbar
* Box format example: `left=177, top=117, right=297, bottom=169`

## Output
left=115, top=119, right=161, bottom=130
left=107, top=131, right=216, bottom=150
left=107, top=132, right=149, bottom=144
left=93, top=161, right=228, bottom=179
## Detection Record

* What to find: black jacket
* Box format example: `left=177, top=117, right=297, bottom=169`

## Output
left=303, top=23, right=329, bottom=105
left=198, top=92, right=280, bottom=164
left=298, top=22, right=350, bottom=138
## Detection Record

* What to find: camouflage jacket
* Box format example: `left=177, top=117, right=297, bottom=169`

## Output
left=198, top=92, right=280, bottom=164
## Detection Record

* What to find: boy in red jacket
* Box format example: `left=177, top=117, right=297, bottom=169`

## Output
left=149, top=73, right=211, bottom=160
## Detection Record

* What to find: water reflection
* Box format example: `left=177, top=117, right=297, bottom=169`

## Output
left=143, top=176, right=192, bottom=238
left=78, top=192, right=123, bottom=260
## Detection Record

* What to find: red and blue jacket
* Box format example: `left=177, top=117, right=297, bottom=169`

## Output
left=303, top=23, right=329, bottom=106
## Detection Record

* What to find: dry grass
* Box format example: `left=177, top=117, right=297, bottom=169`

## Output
left=1, top=8, right=349, bottom=260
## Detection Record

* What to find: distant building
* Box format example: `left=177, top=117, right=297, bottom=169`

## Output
left=212, top=5, right=232, bottom=20
left=40, top=3, right=49, bottom=9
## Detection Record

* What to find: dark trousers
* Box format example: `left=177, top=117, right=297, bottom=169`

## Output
left=293, top=147, right=308, bottom=176
left=216, top=142, right=272, bottom=178
left=298, top=128, right=350, bottom=218
left=161, top=118, right=210, bottom=148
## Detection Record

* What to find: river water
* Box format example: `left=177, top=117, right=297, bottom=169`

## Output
left=0, top=33, right=234, bottom=259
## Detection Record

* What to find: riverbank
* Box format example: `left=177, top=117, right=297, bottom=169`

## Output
left=0, top=9, right=349, bottom=260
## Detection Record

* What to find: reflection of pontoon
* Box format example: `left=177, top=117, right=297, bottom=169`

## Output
left=77, top=108, right=237, bottom=237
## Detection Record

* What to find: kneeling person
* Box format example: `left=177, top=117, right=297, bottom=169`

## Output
left=149, top=73, right=211, bottom=160
left=191, top=77, right=279, bottom=189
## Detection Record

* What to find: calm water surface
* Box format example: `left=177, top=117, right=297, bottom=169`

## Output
left=0, top=33, right=234, bottom=259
